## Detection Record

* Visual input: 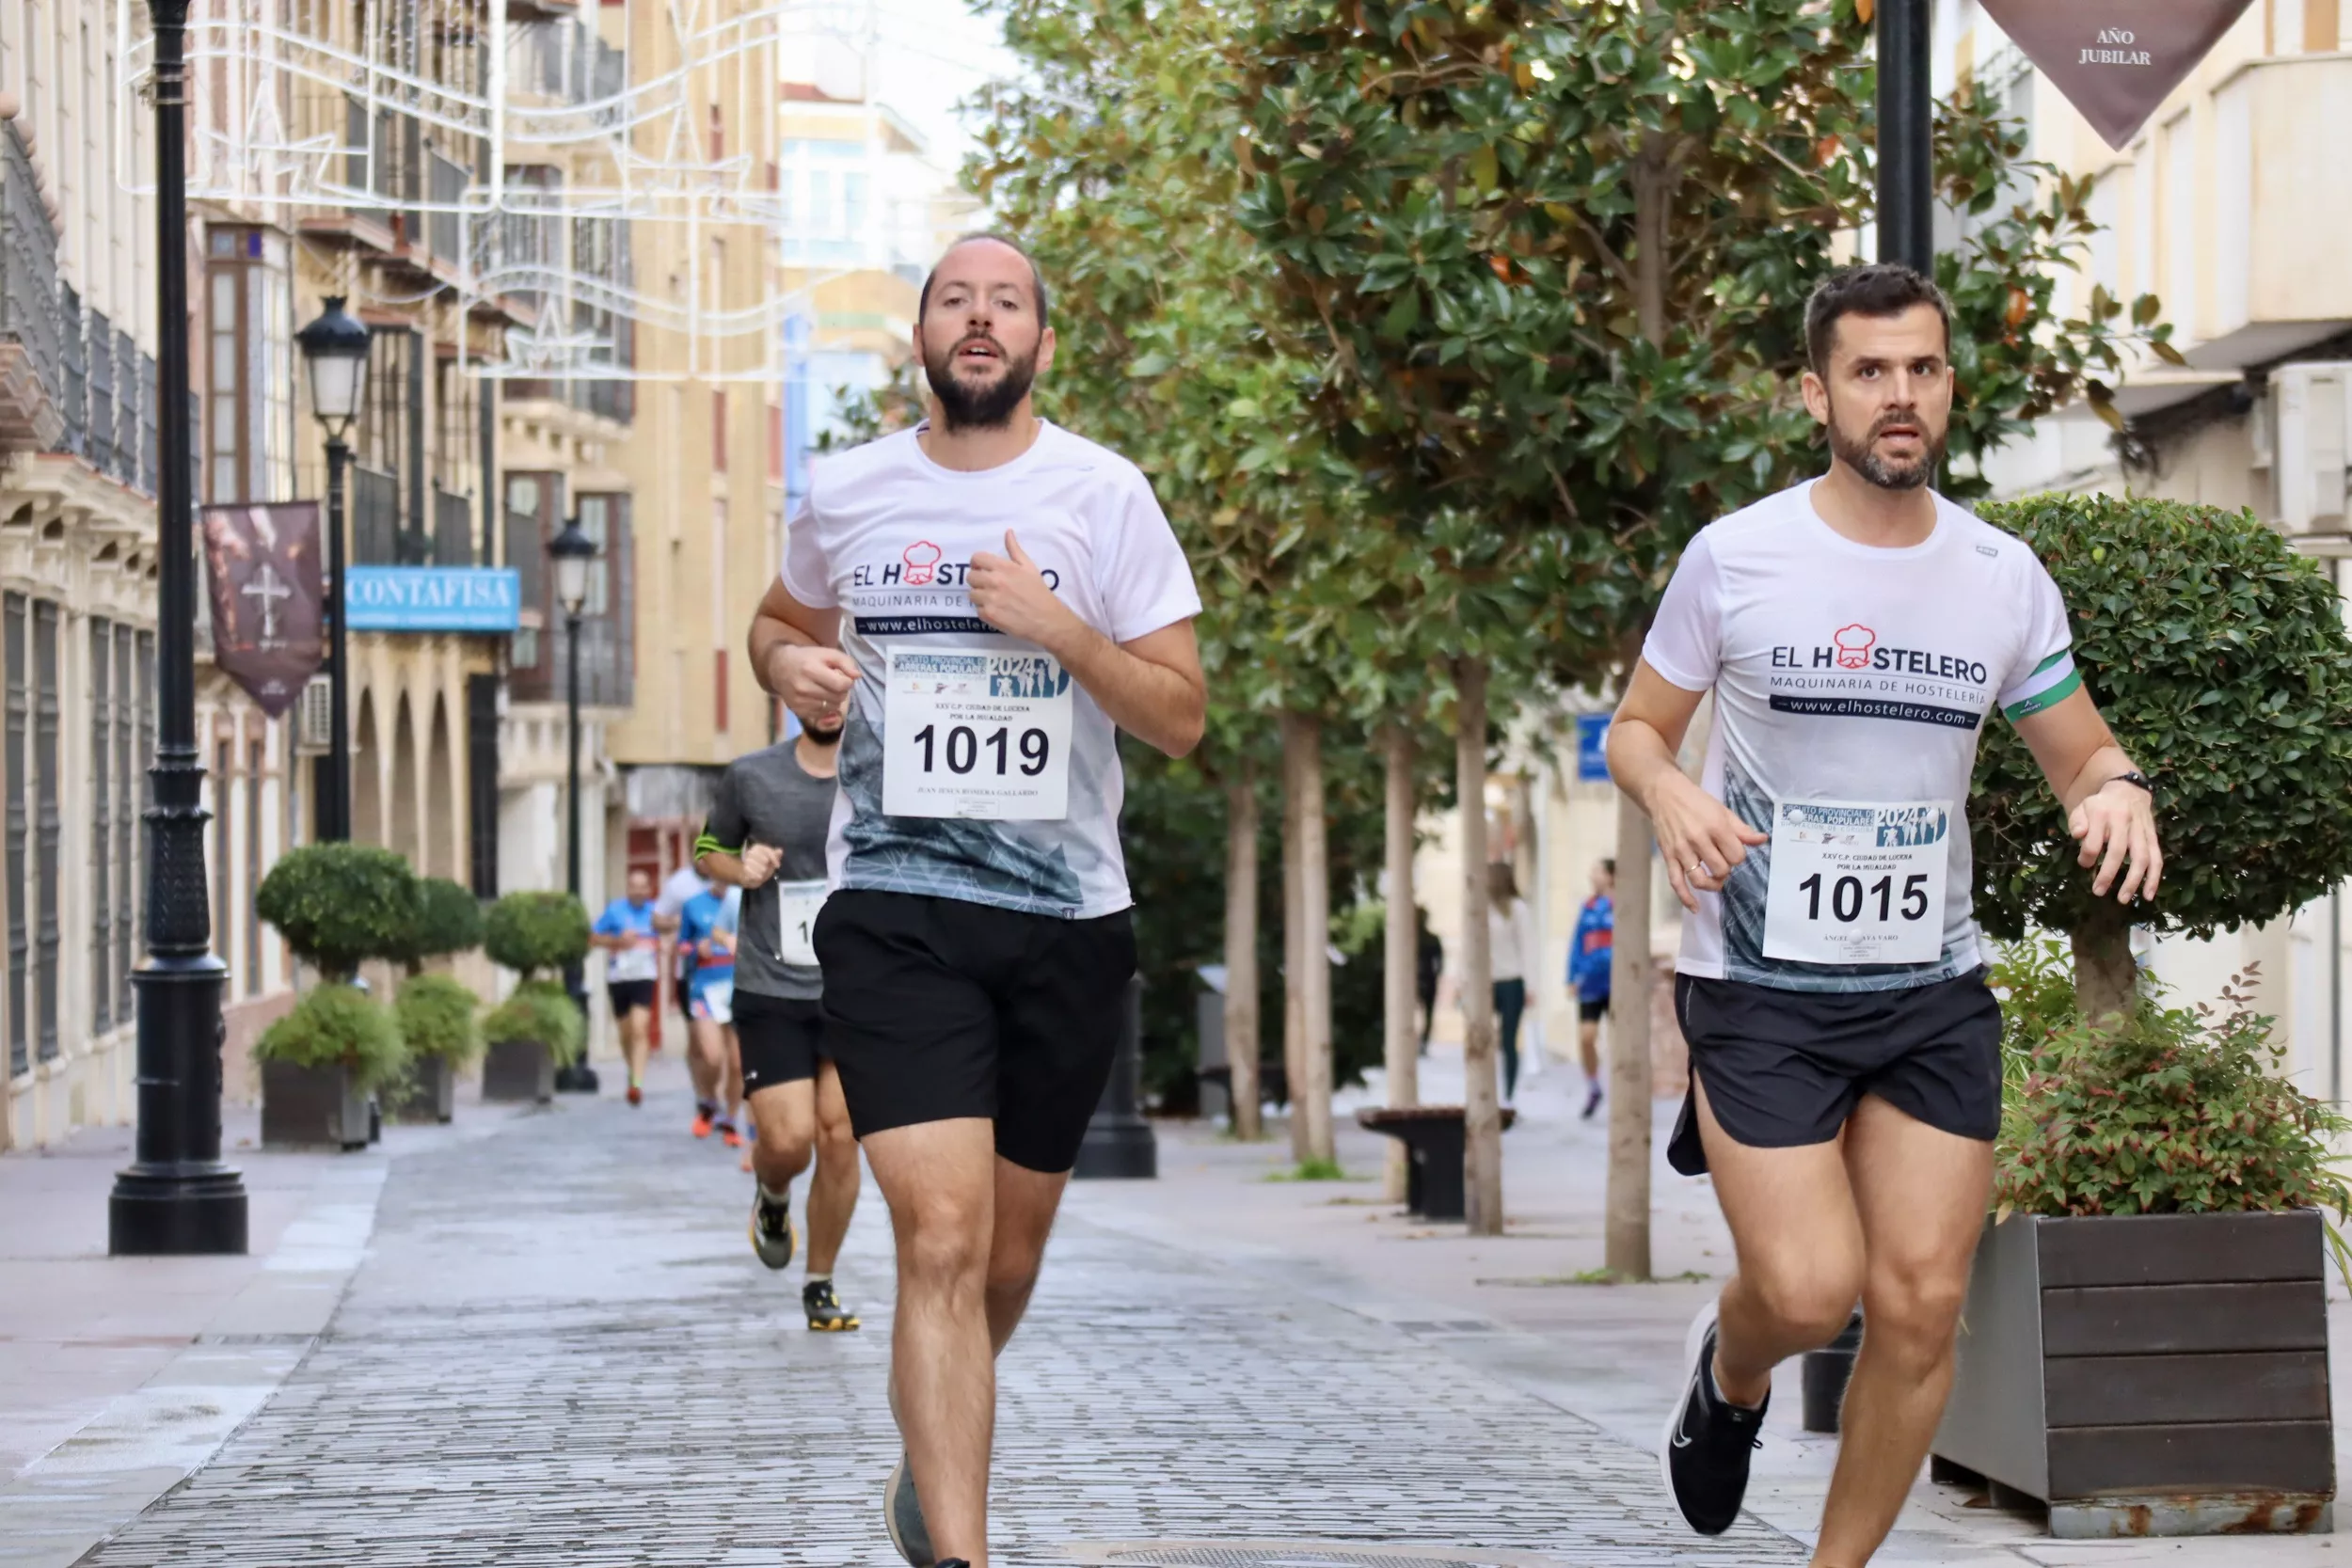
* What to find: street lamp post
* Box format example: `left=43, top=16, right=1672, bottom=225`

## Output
left=108, top=0, right=248, bottom=1255
left=294, top=296, right=370, bottom=844
left=1877, top=0, right=1935, bottom=274
left=548, top=515, right=599, bottom=1095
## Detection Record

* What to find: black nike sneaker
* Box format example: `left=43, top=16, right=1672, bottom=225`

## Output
left=1661, top=1300, right=1769, bottom=1535
left=804, top=1277, right=861, bottom=1331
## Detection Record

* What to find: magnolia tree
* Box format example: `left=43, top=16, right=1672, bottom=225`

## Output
left=1973, top=494, right=2352, bottom=1019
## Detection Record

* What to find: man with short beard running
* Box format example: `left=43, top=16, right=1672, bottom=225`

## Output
left=1610, top=264, right=2162, bottom=1567
left=747, top=232, right=1204, bottom=1568
left=694, top=706, right=864, bottom=1330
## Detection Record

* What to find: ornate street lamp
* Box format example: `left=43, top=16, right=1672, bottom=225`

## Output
left=109, top=0, right=248, bottom=1255
left=548, top=515, right=600, bottom=1094
left=294, top=295, right=370, bottom=844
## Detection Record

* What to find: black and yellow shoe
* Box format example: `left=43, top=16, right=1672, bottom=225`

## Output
left=804, top=1277, right=861, bottom=1331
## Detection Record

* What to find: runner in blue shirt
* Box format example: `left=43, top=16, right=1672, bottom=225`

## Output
left=1566, top=858, right=1615, bottom=1121
left=678, top=885, right=744, bottom=1148
left=589, top=868, right=662, bottom=1104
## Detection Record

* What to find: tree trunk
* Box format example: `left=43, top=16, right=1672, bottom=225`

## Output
left=1224, top=763, right=1262, bottom=1140
left=1605, top=639, right=1656, bottom=1281
left=1297, top=714, right=1335, bottom=1164
left=1281, top=717, right=1308, bottom=1162
left=1382, top=724, right=1420, bottom=1203
left=1456, top=657, right=1503, bottom=1235
left=2072, top=901, right=2138, bottom=1027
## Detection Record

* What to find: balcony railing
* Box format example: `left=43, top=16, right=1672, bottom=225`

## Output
left=432, top=486, right=474, bottom=566
left=0, top=118, right=63, bottom=451
left=86, top=308, right=115, bottom=478
left=353, top=465, right=401, bottom=565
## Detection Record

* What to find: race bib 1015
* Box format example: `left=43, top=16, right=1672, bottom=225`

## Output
left=1761, top=800, right=1950, bottom=966
left=882, top=645, right=1073, bottom=821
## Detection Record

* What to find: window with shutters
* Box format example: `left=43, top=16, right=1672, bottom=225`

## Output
left=115, top=624, right=135, bottom=1022
left=33, top=600, right=60, bottom=1063
left=89, top=620, right=111, bottom=1034
left=204, top=227, right=294, bottom=505
left=4, top=594, right=27, bottom=1077
left=246, top=738, right=264, bottom=995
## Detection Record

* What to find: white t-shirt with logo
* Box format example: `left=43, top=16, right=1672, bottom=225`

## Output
left=1643, top=480, right=2079, bottom=993
left=780, top=421, right=1201, bottom=919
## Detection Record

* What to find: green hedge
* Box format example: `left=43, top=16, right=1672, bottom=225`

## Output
left=255, top=982, right=408, bottom=1087
left=255, top=844, right=419, bottom=978
left=484, top=892, right=591, bottom=979
left=398, top=878, right=485, bottom=968
left=483, top=977, right=583, bottom=1065
left=394, top=973, right=482, bottom=1066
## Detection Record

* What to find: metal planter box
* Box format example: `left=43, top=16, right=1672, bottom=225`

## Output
left=260, top=1059, right=372, bottom=1150
left=481, top=1038, right=555, bottom=1103
left=384, top=1056, right=457, bottom=1124
left=1934, top=1210, right=2334, bottom=1538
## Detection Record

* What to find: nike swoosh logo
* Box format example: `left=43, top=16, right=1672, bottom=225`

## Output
left=1670, top=1376, right=1699, bottom=1449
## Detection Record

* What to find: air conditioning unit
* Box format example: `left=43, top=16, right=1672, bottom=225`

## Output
left=2272, top=362, right=2351, bottom=534
left=295, top=677, right=333, bottom=751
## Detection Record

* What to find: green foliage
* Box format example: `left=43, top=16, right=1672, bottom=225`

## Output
left=1994, top=955, right=2352, bottom=1219
left=255, top=982, right=408, bottom=1086
left=482, top=978, right=584, bottom=1066
left=1267, top=1156, right=1355, bottom=1181
left=1987, top=934, right=2078, bottom=1101
left=1973, top=494, right=2352, bottom=943
left=483, top=892, right=591, bottom=979
left=399, top=879, right=485, bottom=968
left=254, top=844, right=419, bottom=978
left=394, top=973, right=482, bottom=1066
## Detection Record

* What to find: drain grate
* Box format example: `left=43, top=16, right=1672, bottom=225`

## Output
left=1079, top=1545, right=1552, bottom=1568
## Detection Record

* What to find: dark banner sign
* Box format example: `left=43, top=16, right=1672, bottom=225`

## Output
left=201, top=501, right=326, bottom=719
left=1980, top=0, right=2256, bottom=150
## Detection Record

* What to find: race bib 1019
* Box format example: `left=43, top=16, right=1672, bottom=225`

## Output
left=1761, top=800, right=1950, bottom=966
left=775, top=879, right=826, bottom=969
left=882, top=645, right=1073, bottom=821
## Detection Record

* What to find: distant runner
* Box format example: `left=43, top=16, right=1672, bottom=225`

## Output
left=696, top=707, right=864, bottom=1332
left=677, top=881, right=744, bottom=1148
left=589, top=868, right=661, bottom=1105
left=1610, top=263, right=2161, bottom=1566
left=748, top=233, right=1204, bottom=1568
left=1567, top=858, right=1613, bottom=1120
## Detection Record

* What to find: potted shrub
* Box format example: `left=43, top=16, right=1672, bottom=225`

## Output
left=387, top=974, right=480, bottom=1123
left=480, top=890, right=590, bottom=1103
left=393, top=877, right=485, bottom=976
left=1933, top=941, right=2350, bottom=1536
left=254, top=844, right=419, bottom=1148
left=253, top=982, right=407, bottom=1149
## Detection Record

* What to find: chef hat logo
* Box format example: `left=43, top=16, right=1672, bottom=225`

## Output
left=1832, top=624, right=1877, bottom=670
left=902, top=541, right=944, bottom=586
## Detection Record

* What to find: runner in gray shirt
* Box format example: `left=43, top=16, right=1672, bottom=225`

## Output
left=695, top=709, right=863, bottom=1331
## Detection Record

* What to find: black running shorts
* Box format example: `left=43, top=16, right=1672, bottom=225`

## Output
left=1667, top=967, right=2002, bottom=1176
left=1577, top=997, right=1609, bottom=1025
left=735, top=990, right=827, bottom=1092
left=606, top=978, right=657, bottom=1018
left=815, top=889, right=1136, bottom=1174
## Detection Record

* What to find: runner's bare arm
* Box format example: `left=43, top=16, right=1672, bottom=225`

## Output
left=2011, top=687, right=2162, bottom=904
left=747, top=578, right=858, bottom=725
left=1608, top=658, right=1769, bottom=914
left=968, top=531, right=1205, bottom=758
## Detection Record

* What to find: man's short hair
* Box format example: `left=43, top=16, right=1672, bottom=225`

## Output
left=1600, top=858, right=1616, bottom=877
left=1804, top=262, right=1951, bottom=376
left=918, top=232, right=1051, bottom=332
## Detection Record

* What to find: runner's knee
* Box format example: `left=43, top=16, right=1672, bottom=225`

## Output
left=1745, top=1257, right=1863, bottom=1346
left=1862, top=1260, right=1969, bottom=1354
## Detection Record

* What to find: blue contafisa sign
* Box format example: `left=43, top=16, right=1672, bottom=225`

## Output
left=344, top=567, right=523, bottom=633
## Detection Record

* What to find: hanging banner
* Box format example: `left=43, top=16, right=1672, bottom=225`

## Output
left=1979, top=0, right=2257, bottom=151
left=200, top=501, right=326, bottom=719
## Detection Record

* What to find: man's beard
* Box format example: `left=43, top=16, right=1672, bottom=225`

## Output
left=1829, top=406, right=1945, bottom=491
left=803, top=716, right=844, bottom=748
left=925, top=333, right=1038, bottom=431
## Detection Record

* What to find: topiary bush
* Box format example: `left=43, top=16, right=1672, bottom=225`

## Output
left=483, top=977, right=584, bottom=1065
left=1973, top=494, right=2352, bottom=1013
left=1993, top=938, right=2352, bottom=1222
left=255, top=844, right=420, bottom=979
left=393, top=878, right=485, bottom=974
left=394, top=973, right=482, bottom=1065
left=484, top=891, right=590, bottom=980
left=255, top=982, right=408, bottom=1086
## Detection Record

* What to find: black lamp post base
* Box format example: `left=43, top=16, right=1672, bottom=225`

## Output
left=109, top=1166, right=248, bottom=1255
left=553, top=1062, right=601, bottom=1094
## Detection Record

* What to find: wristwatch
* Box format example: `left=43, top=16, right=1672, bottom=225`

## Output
left=2104, top=769, right=2157, bottom=806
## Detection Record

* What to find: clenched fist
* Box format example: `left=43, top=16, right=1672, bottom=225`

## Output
left=767, top=643, right=860, bottom=731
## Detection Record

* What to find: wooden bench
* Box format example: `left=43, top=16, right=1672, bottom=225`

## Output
left=1355, top=1105, right=1517, bottom=1221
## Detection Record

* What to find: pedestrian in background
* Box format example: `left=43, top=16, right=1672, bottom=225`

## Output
left=1486, top=863, right=1534, bottom=1103
left=1567, top=857, right=1614, bottom=1121
left=1414, top=908, right=1443, bottom=1055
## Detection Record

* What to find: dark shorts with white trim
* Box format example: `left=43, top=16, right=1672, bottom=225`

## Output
left=1666, top=968, right=2002, bottom=1177
left=734, top=990, right=831, bottom=1093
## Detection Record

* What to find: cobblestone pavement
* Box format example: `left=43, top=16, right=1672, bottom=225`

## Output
left=77, top=1094, right=1804, bottom=1568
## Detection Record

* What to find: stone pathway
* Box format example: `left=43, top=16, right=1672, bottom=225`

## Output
left=75, top=1092, right=1803, bottom=1567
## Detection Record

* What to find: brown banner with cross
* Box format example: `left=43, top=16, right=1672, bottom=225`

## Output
left=200, top=500, right=326, bottom=719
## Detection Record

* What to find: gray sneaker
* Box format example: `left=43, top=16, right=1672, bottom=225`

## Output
left=749, top=1187, right=796, bottom=1271
left=885, top=1451, right=935, bottom=1566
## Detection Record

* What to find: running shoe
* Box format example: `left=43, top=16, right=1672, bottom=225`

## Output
left=626, top=1082, right=643, bottom=1107
left=1661, top=1299, right=1768, bottom=1535
left=804, top=1278, right=861, bottom=1332
left=718, top=1120, right=744, bottom=1149
left=691, top=1104, right=716, bottom=1139
left=1581, top=1082, right=1604, bottom=1120
left=885, top=1451, right=935, bottom=1567
left=749, top=1187, right=797, bottom=1270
